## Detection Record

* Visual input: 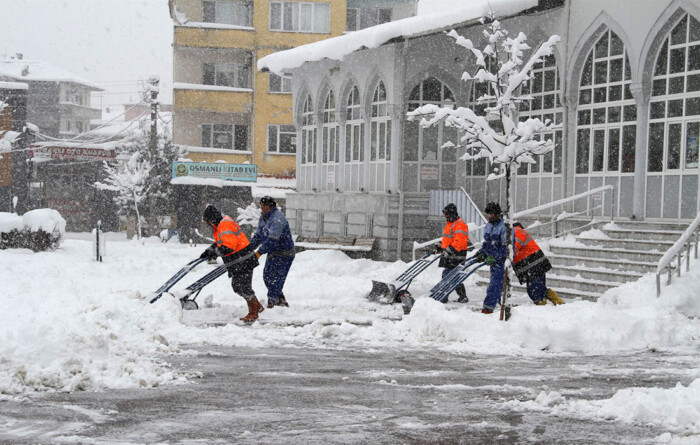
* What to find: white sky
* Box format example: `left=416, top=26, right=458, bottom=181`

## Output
left=0, top=0, right=174, bottom=110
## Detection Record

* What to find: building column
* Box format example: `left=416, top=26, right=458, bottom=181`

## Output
left=630, top=83, right=650, bottom=220
left=563, top=91, right=578, bottom=211
left=337, top=114, right=347, bottom=192
left=388, top=104, right=403, bottom=193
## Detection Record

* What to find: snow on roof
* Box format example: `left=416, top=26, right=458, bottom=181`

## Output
left=0, top=57, right=102, bottom=90
left=171, top=175, right=295, bottom=200
left=0, top=80, right=28, bottom=90
left=257, top=0, right=538, bottom=75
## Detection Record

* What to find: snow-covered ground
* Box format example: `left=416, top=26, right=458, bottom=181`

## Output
left=1, top=232, right=699, bottom=440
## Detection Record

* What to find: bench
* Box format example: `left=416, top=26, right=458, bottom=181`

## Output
left=294, top=236, right=377, bottom=258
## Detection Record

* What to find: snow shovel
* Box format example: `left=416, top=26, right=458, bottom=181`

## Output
left=171, top=263, right=229, bottom=310
left=148, top=257, right=208, bottom=304
left=428, top=256, right=486, bottom=303
left=367, top=252, right=440, bottom=305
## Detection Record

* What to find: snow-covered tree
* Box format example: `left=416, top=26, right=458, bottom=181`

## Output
left=94, top=152, right=151, bottom=240
left=408, top=19, right=561, bottom=320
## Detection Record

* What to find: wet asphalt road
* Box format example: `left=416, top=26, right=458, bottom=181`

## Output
left=0, top=346, right=696, bottom=444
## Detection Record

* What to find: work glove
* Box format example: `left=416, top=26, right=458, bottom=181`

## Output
left=484, top=256, right=496, bottom=266
left=475, top=252, right=487, bottom=262
left=200, top=246, right=217, bottom=260
left=255, top=251, right=261, bottom=259
left=433, top=245, right=443, bottom=255
left=443, top=246, right=455, bottom=257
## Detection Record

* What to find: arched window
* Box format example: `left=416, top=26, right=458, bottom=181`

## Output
left=646, top=13, right=700, bottom=219
left=345, top=86, right=363, bottom=163
left=404, top=77, right=457, bottom=191
left=322, top=90, right=338, bottom=164
left=576, top=29, right=636, bottom=175
left=517, top=54, right=563, bottom=176
left=648, top=13, right=700, bottom=173
left=370, top=81, right=390, bottom=162
left=301, top=95, right=316, bottom=165
left=370, top=81, right=391, bottom=191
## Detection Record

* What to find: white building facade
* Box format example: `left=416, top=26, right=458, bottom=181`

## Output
left=260, top=0, right=700, bottom=260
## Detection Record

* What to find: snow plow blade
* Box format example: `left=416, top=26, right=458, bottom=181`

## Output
left=366, top=253, right=440, bottom=305
left=368, top=280, right=399, bottom=304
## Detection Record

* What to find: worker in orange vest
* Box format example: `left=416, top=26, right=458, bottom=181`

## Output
left=512, top=222, right=564, bottom=306
left=201, top=204, right=264, bottom=322
left=434, top=203, right=470, bottom=303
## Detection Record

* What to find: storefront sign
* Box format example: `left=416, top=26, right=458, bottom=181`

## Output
left=30, top=145, right=116, bottom=160
left=172, top=161, right=257, bottom=182
left=420, top=166, right=438, bottom=180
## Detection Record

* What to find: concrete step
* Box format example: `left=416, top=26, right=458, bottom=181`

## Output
left=474, top=276, right=602, bottom=301
left=608, top=221, right=689, bottom=232
left=553, top=264, right=644, bottom=284
left=603, top=227, right=685, bottom=242
left=548, top=244, right=664, bottom=263
left=547, top=253, right=658, bottom=274
left=576, top=237, right=674, bottom=252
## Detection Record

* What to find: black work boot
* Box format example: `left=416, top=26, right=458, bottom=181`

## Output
left=456, top=285, right=469, bottom=303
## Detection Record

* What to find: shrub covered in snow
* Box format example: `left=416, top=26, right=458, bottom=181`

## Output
left=0, top=209, right=66, bottom=251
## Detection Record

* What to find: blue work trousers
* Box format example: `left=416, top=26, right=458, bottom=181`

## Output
left=483, top=262, right=505, bottom=311
left=526, top=274, right=548, bottom=303
left=263, top=255, right=294, bottom=304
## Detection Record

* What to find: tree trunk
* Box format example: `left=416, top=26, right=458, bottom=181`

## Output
left=133, top=189, right=142, bottom=241
left=500, top=164, right=513, bottom=321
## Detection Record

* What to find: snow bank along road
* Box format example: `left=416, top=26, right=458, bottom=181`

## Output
left=1, top=234, right=699, bottom=443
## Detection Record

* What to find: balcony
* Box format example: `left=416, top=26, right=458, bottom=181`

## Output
left=58, top=102, right=101, bottom=120
left=174, top=83, right=253, bottom=113
left=174, top=25, right=256, bottom=50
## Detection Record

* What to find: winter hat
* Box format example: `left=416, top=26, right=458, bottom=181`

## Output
left=484, top=201, right=502, bottom=215
left=259, top=196, right=277, bottom=207
left=203, top=204, right=222, bottom=225
left=442, top=203, right=459, bottom=222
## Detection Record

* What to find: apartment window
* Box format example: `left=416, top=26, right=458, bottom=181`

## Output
left=270, top=1, right=330, bottom=33
left=268, top=73, right=292, bottom=93
left=203, top=1, right=251, bottom=26
left=201, top=124, right=248, bottom=151
left=347, top=6, right=391, bottom=31
left=268, top=124, right=297, bottom=154
left=203, top=61, right=251, bottom=88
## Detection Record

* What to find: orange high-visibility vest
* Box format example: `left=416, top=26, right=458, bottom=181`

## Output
left=440, top=218, right=469, bottom=251
left=213, top=216, right=250, bottom=257
left=513, top=226, right=541, bottom=264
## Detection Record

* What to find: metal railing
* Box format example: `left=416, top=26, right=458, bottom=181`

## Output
left=413, top=185, right=616, bottom=260
left=429, top=187, right=487, bottom=242
left=656, top=212, right=700, bottom=296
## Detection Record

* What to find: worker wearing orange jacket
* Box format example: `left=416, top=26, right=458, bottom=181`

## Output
left=201, top=204, right=263, bottom=322
left=434, top=203, right=470, bottom=303
left=512, top=222, right=563, bottom=306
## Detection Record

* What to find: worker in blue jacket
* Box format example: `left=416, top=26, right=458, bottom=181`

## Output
left=250, top=196, right=296, bottom=308
left=475, top=202, right=507, bottom=314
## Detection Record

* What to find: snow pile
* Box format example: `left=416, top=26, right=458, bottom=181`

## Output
left=1, top=218, right=700, bottom=443
left=0, top=209, right=66, bottom=236
left=20, top=208, right=66, bottom=235
left=504, top=379, right=700, bottom=437
left=0, top=212, right=23, bottom=233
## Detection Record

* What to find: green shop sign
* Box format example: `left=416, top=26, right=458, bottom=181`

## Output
left=172, top=161, right=257, bottom=182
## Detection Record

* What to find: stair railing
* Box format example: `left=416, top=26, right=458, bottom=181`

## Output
left=412, top=185, right=615, bottom=260
left=656, top=212, right=700, bottom=296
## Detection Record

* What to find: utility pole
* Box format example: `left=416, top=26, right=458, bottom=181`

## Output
left=148, top=76, right=160, bottom=163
